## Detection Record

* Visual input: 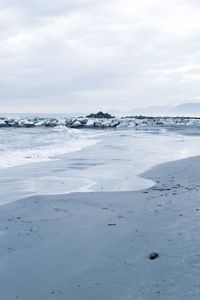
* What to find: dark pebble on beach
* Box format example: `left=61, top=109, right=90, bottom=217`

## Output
left=148, top=252, right=159, bottom=260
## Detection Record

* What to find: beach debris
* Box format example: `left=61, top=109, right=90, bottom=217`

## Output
left=148, top=252, right=159, bottom=260
left=118, top=214, right=124, bottom=219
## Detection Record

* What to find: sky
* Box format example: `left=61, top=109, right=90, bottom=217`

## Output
left=0, top=0, right=200, bottom=113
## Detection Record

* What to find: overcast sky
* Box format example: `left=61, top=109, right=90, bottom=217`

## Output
left=0, top=0, right=200, bottom=113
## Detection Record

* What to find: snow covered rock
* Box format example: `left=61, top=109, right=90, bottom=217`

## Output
left=19, top=120, right=35, bottom=127
left=35, top=120, right=46, bottom=127
left=94, top=120, right=110, bottom=128
left=44, top=119, right=58, bottom=127
left=109, top=120, right=120, bottom=127
left=0, top=120, right=7, bottom=127
left=71, top=120, right=82, bottom=128
left=85, top=119, right=95, bottom=127
left=1, top=115, right=200, bottom=129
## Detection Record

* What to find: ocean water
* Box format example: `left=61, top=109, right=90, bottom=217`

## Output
left=1, top=126, right=200, bottom=204
left=0, top=126, right=100, bottom=169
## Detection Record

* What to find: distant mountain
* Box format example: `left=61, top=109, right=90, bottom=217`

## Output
left=128, top=105, right=172, bottom=116
left=126, top=103, right=200, bottom=117
left=171, top=103, right=200, bottom=116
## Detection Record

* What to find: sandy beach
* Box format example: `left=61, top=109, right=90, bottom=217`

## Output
left=1, top=0, right=200, bottom=298
left=1, top=155, right=200, bottom=299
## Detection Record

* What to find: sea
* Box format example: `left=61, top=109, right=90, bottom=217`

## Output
left=1, top=114, right=200, bottom=205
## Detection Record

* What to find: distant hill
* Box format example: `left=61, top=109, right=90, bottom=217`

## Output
left=125, top=103, right=200, bottom=117
left=128, top=105, right=172, bottom=116
left=171, top=103, right=200, bottom=116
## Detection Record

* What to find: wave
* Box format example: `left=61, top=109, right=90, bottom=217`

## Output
left=0, top=127, right=100, bottom=169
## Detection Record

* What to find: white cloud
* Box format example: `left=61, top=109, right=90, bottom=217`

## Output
left=0, top=0, right=200, bottom=112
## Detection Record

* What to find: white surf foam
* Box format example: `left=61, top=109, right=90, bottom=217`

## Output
left=0, top=128, right=100, bottom=169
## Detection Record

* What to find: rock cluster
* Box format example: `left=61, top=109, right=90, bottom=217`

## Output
left=0, top=115, right=200, bottom=129
left=86, top=111, right=115, bottom=119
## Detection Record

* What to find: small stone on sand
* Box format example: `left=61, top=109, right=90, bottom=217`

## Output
left=148, top=252, right=159, bottom=260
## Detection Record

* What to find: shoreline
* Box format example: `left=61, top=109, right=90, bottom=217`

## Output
left=2, top=127, right=200, bottom=206
left=1, top=155, right=200, bottom=299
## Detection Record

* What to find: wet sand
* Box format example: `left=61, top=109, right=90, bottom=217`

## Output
left=1, top=155, right=200, bottom=299
left=2, top=128, right=200, bottom=205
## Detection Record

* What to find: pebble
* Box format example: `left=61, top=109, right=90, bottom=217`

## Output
left=148, top=252, right=159, bottom=260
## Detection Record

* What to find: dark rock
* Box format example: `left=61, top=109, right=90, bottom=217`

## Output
left=109, top=120, right=120, bottom=127
left=94, top=120, right=110, bottom=128
left=44, top=119, right=58, bottom=127
left=5, top=119, right=19, bottom=127
left=148, top=252, right=159, bottom=260
left=78, top=118, right=88, bottom=125
left=86, top=111, right=115, bottom=119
